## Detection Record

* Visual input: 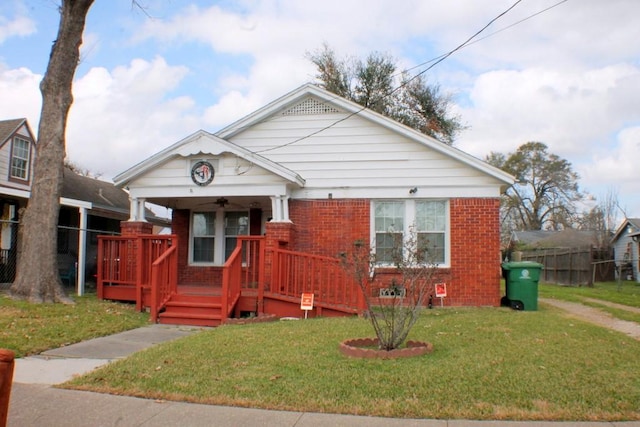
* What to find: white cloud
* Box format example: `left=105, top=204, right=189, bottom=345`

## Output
left=0, top=9, right=35, bottom=43
left=0, top=66, right=41, bottom=126
left=66, top=57, right=198, bottom=178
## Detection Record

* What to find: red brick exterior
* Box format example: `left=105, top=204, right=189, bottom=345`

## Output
left=288, top=199, right=370, bottom=258
left=449, top=198, right=502, bottom=306
left=120, top=221, right=153, bottom=236
left=164, top=197, right=502, bottom=307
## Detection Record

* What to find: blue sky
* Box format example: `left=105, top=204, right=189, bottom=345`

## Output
left=1, top=0, right=639, bottom=222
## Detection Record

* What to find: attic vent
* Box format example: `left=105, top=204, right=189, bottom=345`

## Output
left=282, top=98, right=341, bottom=116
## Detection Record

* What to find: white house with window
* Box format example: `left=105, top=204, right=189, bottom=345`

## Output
left=113, top=84, right=514, bottom=307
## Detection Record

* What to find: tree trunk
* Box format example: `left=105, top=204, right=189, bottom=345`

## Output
left=9, top=0, right=94, bottom=303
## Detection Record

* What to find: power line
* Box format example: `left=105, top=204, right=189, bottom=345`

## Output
left=254, top=0, right=564, bottom=154
left=401, top=0, right=569, bottom=76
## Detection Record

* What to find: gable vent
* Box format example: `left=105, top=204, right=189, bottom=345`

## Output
left=282, top=97, right=341, bottom=116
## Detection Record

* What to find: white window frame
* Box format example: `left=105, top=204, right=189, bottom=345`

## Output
left=371, top=200, right=450, bottom=268
left=10, top=137, right=30, bottom=181
left=189, top=209, right=249, bottom=266
left=190, top=211, right=218, bottom=265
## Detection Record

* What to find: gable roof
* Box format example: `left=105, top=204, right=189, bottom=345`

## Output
left=612, top=218, right=640, bottom=242
left=0, top=118, right=33, bottom=147
left=113, top=130, right=305, bottom=187
left=512, top=229, right=600, bottom=249
left=216, top=83, right=515, bottom=187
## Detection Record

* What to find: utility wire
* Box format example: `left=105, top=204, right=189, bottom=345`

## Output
left=401, top=0, right=569, bottom=76
left=254, top=0, right=565, bottom=154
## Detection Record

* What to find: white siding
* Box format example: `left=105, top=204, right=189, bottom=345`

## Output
left=128, top=153, right=290, bottom=194
left=228, top=109, right=499, bottom=197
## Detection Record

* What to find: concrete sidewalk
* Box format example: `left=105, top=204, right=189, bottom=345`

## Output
left=8, top=323, right=640, bottom=427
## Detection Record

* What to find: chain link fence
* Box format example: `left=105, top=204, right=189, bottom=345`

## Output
left=0, top=220, right=119, bottom=292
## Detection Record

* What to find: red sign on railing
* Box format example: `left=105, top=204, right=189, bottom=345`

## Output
left=300, top=293, right=314, bottom=310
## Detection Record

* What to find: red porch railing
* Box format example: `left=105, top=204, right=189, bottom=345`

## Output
left=270, top=248, right=364, bottom=312
left=150, top=243, right=178, bottom=323
left=221, top=237, right=265, bottom=322
left=97, top=234, right=176, bottom=311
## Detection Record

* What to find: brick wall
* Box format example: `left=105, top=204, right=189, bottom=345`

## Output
left=168, top=197, right=501, bottom=306
left=289, top=199, right=370, bottom=257
left=449, top=198, right=502, bottom=306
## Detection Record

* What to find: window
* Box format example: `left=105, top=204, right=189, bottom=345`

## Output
left=192, top=212, right=216, bottom=263
left=374, top=201, right=404, bottom=264
left=224, top=211, right=249, bottom=260
left=10, top=137, right=30, bottom=180
left=372, top=200, right=448, bottom=266
left=190, top=211, right=249, bottom=265
left=415, top=200, right=446, bottom=264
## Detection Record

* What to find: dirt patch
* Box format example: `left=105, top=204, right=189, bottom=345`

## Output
left=540, top=298, right=640, bottom=340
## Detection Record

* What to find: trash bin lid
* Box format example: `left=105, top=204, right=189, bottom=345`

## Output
left=502, top=261, right=543, bottom=270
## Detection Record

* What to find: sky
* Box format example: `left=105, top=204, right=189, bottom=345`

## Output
left=0, top=0, right=638, bottom=222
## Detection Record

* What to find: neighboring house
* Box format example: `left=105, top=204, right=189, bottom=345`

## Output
left=0, top=118, right=168, bottom=293
left=102, top=84, right=514, bottom=324
left=611, top=218, right=640, bottom=282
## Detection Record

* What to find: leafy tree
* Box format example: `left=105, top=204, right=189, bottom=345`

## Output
left=307, top=44, right=464, bottom=145
left=487, top=142, right=581, bottom=231
left=10, top=0, right=95, bottom=303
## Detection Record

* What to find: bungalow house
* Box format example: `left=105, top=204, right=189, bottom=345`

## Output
left=0, top=118, right=168, bottom=294
left=611, top=218, right=640, bottom=282
left=99, top=84, right=515, bottom=325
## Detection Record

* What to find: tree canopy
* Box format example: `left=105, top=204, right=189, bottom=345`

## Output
left=486, top=142, right=582, bottom=231
left=307, top=44, right=464, bottom=145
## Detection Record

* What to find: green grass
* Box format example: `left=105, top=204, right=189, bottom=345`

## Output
left=539, top=281, right=640, bottom=307
left=0, top=292, right=149, bottom=357
left=65, top=306, right=640, bottom=421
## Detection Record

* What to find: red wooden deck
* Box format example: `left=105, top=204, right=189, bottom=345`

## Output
left=97, top=235, right=365, bottom=326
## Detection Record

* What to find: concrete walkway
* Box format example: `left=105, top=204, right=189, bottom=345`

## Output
left=8, top=311, right=640, bottom=426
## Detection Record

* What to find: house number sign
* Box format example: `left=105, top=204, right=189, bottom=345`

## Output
left=191, top=161, right=215, bottom=186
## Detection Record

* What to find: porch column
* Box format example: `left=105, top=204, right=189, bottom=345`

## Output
left=76, top=206, right=88, bottom=296
left=269, top=196, right=291, bottom=222
left=128, top=197, right=147, bottom=222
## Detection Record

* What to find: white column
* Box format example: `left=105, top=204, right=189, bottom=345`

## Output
left=270, top=196, right=282, bottom=222
left=129, top=197, right=138, bottom=221
left=137, top=198, right=147, bottom=222
left=76, top=207, right=87, bottom=296
left=269, top=196, right=291, bottom=222
left=282, top=195, right=290, bottom=222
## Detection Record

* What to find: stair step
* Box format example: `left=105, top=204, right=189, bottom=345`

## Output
left=158, top=311, right=222, bottom=327
left=165, top=300, right=222, bottom=309
left=169, top=294, right=222, bottom=304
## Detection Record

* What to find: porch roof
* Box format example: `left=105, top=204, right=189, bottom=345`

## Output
left=113, top=131, right=305, bottom=188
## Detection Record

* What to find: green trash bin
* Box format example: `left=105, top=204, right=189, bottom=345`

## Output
left=501, top=261, right=543, bottom=311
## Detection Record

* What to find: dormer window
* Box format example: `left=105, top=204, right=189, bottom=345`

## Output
left=10, top=137, right=31, bottom=181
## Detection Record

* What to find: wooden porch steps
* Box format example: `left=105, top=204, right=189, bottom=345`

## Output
left=158, top=294, right=223, bottom=327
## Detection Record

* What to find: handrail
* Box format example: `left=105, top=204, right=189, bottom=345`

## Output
left=221, top=245, right=242, bottom=322
left=96, top=234, right=176, bottom=313
left=271, top=248, right=364, bottom=312
left=221, top=236, right=265, bottom=321
left=150, top=244, right=178, bottom=323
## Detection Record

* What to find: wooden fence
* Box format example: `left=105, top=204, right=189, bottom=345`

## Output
left=520, top=247, right=614, bottom=286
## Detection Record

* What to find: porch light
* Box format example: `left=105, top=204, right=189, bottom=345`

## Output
left=216, top=197, right=229, bottom=208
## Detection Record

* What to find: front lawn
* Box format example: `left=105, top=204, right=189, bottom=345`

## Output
left=539, top=281, right=640, bottom=308
left=64, top=305, right=640, bottom=421
left=0, top=292, right=149, bottom=357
